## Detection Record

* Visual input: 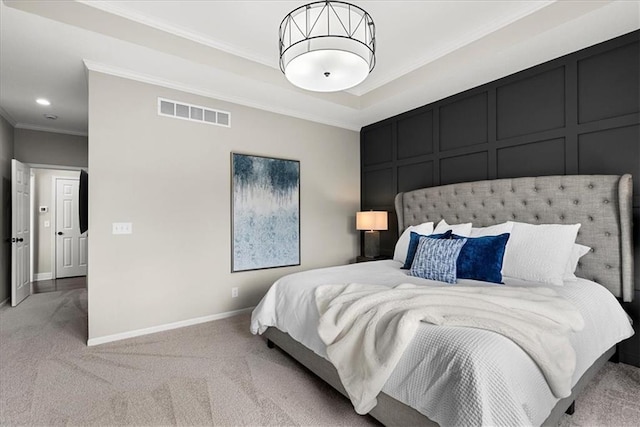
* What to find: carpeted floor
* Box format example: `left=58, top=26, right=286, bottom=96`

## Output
left=0, top=288, right=638, bottom=426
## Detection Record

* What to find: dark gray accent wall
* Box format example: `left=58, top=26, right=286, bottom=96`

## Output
left=361, top=30, right=640, bottom=366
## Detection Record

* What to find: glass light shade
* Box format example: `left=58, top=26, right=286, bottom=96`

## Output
left=356, top=211, right=388, bottom=231
left=285, top=49, right=369, bottom=92
left=279, top=1, right=375, bottom=92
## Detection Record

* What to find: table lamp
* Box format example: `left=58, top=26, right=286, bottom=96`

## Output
left=356, top=211, right=388, bottom=258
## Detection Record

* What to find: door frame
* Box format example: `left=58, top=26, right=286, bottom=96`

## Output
left=27, top=163, right=87, bottom=283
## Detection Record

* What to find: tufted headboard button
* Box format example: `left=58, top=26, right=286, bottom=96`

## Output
left=573, top=200, right=579, bottom=205
left=605, top=232, right=611, bottom=237
left=588, top=184, right=594, bottom=189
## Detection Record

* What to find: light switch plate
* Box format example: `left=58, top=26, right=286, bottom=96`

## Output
left=112, top=222, right=133, bottom=235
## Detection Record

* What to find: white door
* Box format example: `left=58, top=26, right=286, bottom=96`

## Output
left=11, top=159, right=30, bottom=306
left=55, top=178, right=87, bottom=278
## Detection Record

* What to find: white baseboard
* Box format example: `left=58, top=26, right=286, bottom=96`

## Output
left=34, top=272, right=53, bottom=281
left=87, top=306, right=255, bottom=346
left=0, top=298, right=8, bottom=308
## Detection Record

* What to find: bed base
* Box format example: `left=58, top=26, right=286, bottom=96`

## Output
left=264, top=327, right=615, bottom=427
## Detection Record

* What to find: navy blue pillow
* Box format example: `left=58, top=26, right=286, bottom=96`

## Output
left=402, top=230, right=452, bottom=270
left=451, top=233, right=510, bottom=284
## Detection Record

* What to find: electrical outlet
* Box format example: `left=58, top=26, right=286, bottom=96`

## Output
left=231, top=287, right=239, bottom=298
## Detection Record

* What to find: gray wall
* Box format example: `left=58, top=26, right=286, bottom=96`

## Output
left=0, top=116, right=14, bottom=304
left=14, top=128, right=87, bottom=167
left=361, top=31, right=639, bottom=366
left=87, top=71, right=360, bottom=342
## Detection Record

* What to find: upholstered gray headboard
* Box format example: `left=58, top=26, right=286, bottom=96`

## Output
left=394, top=175, right=634, bottom=302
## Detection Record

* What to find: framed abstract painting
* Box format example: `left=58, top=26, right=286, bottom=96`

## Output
left=231, top=153, right=300, bottom=272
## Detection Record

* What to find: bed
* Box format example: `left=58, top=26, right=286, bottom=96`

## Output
left=250, top=174, right=635, bottom=426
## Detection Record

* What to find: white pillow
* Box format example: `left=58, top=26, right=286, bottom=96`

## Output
left=470, top=222, right=513, bottom=238
left=502, top=221, right=581, bottom=286
left=434, top=219, right=472, bottom=237
left=393, top=222, right=434, bottom=264
left=564, top=244, right=591, bottom=281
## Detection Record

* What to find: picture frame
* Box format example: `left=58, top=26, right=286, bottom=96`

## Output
left=231, top=153, right=300, bottom=272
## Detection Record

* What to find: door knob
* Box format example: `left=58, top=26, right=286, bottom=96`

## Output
left=57, top=232, right=63, bottom=236
left=16, top=238, right=24, bottom=242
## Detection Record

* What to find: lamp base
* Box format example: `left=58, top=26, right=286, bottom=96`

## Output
left=363, top=230, right=380, bottom=258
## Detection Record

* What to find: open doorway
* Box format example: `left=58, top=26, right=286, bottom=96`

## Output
left=31, top=166, right=87, bottom=294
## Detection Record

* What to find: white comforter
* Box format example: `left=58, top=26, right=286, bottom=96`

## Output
left=250, top=260, right=634, bottom=426
left=316, top=283, right=584, bottom=414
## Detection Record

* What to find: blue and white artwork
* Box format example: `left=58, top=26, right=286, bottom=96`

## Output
left=232, top=153, right=300, bottom=272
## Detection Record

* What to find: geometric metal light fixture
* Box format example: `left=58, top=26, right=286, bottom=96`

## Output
left=279, top=1, right=376, bottom=92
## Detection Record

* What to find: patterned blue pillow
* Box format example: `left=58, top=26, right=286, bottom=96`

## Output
left=402, top=230, right=452, bottom=269
left=409, top=236, right=467, bottom=284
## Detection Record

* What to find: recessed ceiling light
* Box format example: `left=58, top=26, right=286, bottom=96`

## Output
left=44, top=114, right=58, bottom=120
left=36, top=98, right=51, bottom=106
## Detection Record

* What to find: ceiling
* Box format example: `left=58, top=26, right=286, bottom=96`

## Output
left=0, top=1, right=638, bottom=135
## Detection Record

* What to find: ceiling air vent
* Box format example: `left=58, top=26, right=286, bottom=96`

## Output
left=158, top=97, right=231, bottom=128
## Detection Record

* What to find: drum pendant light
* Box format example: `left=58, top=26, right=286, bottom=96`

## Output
left=279, top=1, right=376, bottom=92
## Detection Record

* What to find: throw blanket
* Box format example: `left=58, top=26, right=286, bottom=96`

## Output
left=316, top=283, right=584, bottom=415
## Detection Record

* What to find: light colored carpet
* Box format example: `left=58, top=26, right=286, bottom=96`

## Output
left=0, top=288, right=638, bottom=426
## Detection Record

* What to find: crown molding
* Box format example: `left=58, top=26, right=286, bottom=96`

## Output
left=0, top=107, right=17, bottom=126
left=83, top=60, right=360, bottom=132
left=14, top=123, right=88, bottom=137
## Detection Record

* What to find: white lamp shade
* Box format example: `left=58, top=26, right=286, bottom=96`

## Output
left=356, top=211, right=388, bottom=231
left=285, top=49, right=370, bottom=92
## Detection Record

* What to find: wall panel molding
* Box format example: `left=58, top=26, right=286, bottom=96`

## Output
left=361, top=30, right=640, bottom=365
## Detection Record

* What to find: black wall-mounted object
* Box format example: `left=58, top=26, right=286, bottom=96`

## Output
left=360, top=30, right=640, bottom=366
